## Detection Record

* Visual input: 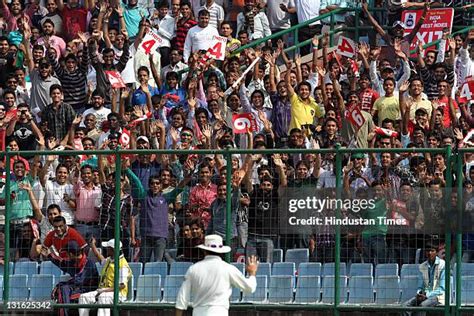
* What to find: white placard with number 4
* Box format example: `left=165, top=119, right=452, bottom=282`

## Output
left=206, top=35, right=228, bottom=61
left=139, top=30, right=164, bottom=54
left=337, top=36, right=357, bottom=58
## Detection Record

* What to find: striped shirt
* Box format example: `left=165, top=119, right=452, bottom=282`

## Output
left=175, top=17, right=198, bottom=53
left=201, top=2, right=224, bottom=29
left=419, top=64, right=455, bottom=100
left=49, top=45, right=89, bottom=111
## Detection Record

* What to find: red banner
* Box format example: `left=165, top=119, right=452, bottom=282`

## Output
left=402, top=8, right=454, bottom=57
left=232, top=113, right=257, bottom=134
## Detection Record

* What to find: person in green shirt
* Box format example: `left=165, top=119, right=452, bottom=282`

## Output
left=361, top=180, right=388, bottom=265
left=0, top=159, right=40, bottom=260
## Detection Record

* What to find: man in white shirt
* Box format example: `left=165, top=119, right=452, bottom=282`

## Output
left=200, top=0, right=224, bottom=29
left=288, top=0, right=321, bottom=56
left=183, top=9, right=219, bottom=62
left=161, top=49, right=187, bottom=80
left=81, top=90, right=112, bottom=130
left=175, top=234, right=258, bottom=316
left=39, top=162, right=76, bottom=226
left=152, top=0, right=176, bottom=66
left=236, top=0, right=272, bottom=41
left=266, top=0, right=295, bottom=34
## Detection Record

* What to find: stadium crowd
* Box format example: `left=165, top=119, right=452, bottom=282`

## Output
left=0, top=0, right=474, bottom=309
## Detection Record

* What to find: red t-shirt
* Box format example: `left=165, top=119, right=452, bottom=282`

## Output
left=44, top=227, right=87, bottom=259
left=436, top=96, right=458, bottom=128
left=61, top=6, right=88, bottom=41
left=359, top=88, right=379, bottom=112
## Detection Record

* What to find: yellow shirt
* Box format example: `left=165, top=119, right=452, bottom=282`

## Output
left=226, top=38, right=241, bottom=58
left=99, top=255, right=132, bottom=298
left=374, top=95, right=401, bottom=123
left=289, top=93, right=323, bottom=132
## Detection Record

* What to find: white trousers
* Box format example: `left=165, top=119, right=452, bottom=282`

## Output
left=192, top=306, right=229, bottom=316
left=78, top=290, right=124, bottom=316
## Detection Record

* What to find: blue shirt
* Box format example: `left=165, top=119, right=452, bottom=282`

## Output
left=139, top=188, right=182, bottom=238
left=131, top=160, right=161, bottom=198
left=122, top=2, right=149, bottom=38
left=417, top=257, right=446, bottom=298
left=207, top=189, right=240, bottom=238
left=160, top=86, right=186, bottom=109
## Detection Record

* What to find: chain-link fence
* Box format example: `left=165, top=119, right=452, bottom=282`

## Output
left=1, top=146, right=474, bottom=316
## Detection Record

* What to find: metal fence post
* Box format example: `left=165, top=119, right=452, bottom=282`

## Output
left=330, top=13, right=335, bottom=47
left=456, top=152, right=463, bottom=315
left=225, top=146, right=232, bottom=263
left=334, top=144, right=342, bottom=316
left=3, top=147, right=11, bottom=309
left=294, top=28, right=299, bottom=57
left=444, top=145, right=452, bottom=316
left=354, top=6, right=360, bottom=42
left=113, top=148, right=122, bottom=316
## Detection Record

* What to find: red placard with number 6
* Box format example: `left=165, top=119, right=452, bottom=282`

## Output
left=346, top=103, right=366, bottom=130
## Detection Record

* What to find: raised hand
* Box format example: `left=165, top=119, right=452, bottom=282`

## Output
left=322, top=32, right=329, bottom=48
left=18, top=181, right=32, bottom=191
left=99, top=1, right=107, bottom=13
left=399, top=80, right=410, bottom=93
left=36, top=136, right=45, bottom=148
left=371, top=46, right=381, bottom=60
left=121, top=29, right=129, bottom=40
left=295, top=54, right=301, bottom=66
left=454, top=128, right=464, bottom=141
left=77, top=32, right=87, bottom=44
left=358, top=42, right=369, bottom=59
left=170, top=127, right=180, bottom=144
left=272, top=154, right=284, bottom=168
left=246, top=255, right=259, bottom=276
left=47, top=138, right=57, bottom=149
left=417, top=42, right=425, bottom=56
left=263, top=52, right=273, bottom=65
left=343, top=161, right=353, bottom=175
left=115, top=4, right=123, bottom=16
left=201, top=124, right=212, bottom=142
left=311, top=35, right=319, bottom=48
left=448, top=38, right=456, bottom=50
left=316, top=65, right=326, bottom=77
left=121, top=87, right=130, bottom=99
left=133, top=105, right=144, bottom=117
left=183, top=159, right=195, bottom=176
